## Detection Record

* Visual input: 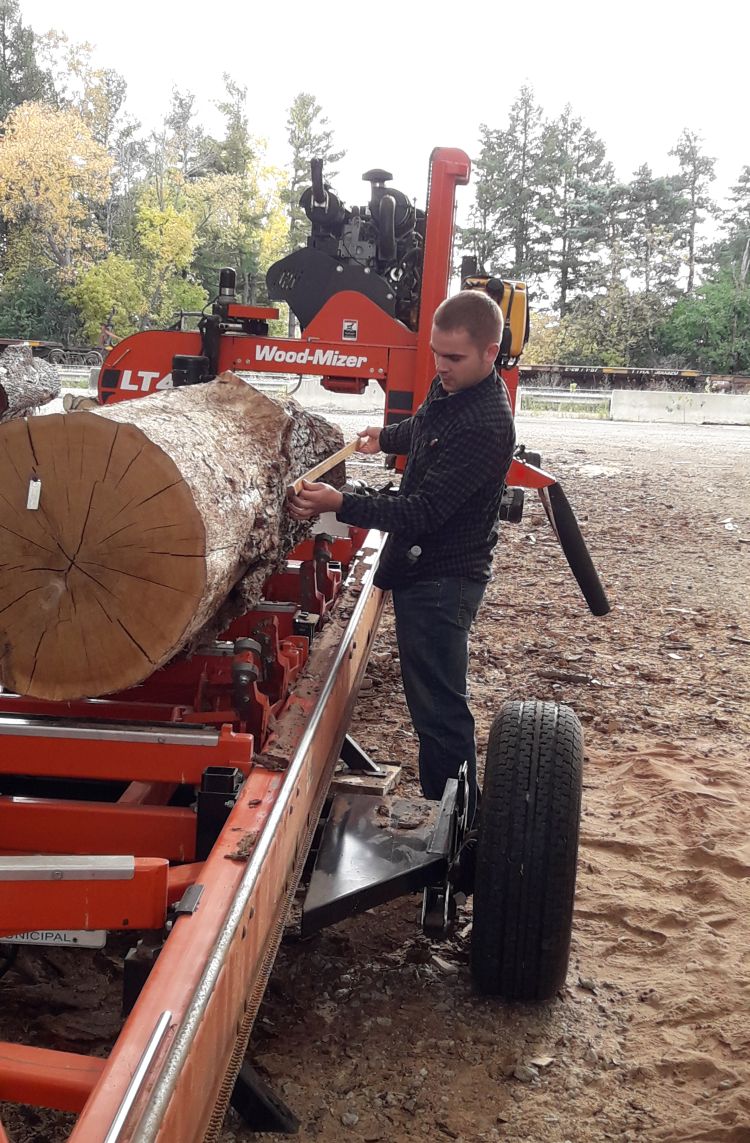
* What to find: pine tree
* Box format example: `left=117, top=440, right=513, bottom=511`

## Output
left=284, top=92, right=344, bottom=333
left=670, top=129, right=716, bottom=294
left=719, top=166, right=750, bottom=284
left=286, top=92, right=344, bottom=253
left=624, top=164, right=683, bottom=296
left=0, top=0, right=53, bottom=120
left=214, top=75, right=253, bottom=176
left=537, top=106, right=611, bottom=315
left=464, top=86, right=546, bottom=282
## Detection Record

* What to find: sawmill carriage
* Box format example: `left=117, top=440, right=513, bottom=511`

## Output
left=0, top=148, right=609, bottom=1141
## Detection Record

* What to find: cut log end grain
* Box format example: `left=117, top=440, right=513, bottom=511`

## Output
left=0, top=413, right=206, bottom=700
left=0, top=373, right=344, bottom=701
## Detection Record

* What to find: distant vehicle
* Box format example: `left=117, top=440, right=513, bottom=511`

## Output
left=0, top=338, right=107, bottom=368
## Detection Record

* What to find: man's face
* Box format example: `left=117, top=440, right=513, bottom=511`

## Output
left=430, top=324, right=499, bottom=393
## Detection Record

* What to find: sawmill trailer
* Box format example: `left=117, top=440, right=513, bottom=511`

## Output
left=0, top=148, right=609, bottom=1141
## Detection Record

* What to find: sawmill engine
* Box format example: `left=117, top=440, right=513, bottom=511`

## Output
left=266, top=159, right=425, bottom=331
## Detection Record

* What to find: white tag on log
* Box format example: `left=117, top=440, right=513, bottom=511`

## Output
left=27, top=478, right=41, bottom=510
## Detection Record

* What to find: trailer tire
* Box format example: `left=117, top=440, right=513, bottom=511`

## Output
left=471, top=700, right=583, bottom=1002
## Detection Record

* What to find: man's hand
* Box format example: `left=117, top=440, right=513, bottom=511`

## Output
left=356, top=426, right=383, bottom=455
left=286, top=480, right=343, bottom=521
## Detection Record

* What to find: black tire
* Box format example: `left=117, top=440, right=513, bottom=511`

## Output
left=471, top=701, right=583, bottom=1002
left=541, top=483, right=610, bottom=616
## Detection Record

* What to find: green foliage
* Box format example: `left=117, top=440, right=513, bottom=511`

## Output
left=0, top=268, right=79, bottom=340
left=0, top=0, right=54, bottom=119
left=285, top=92, right=344, bottom=252
left=464, top=87, right=547, bottom=281
left=69, top=254, right=146, bottom=341
left=715, top=166, right=750, bottom=284
left=214, top=75, right=252, bottom=176
left=669, top=129, right=716, bottom=294
left=624, top=165, right=683, bottom=296
left=537, top=105, right=613, bottom=314
left=660, top=274, right=750, bottom=373
left=528, top=288, right=669, bottom=367
left=0, top=7, right=746, bottom=382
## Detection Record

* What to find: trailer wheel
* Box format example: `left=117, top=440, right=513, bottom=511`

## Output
left=471, top=700, right=583, bottom=1002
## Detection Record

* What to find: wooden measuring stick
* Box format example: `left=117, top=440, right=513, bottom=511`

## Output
left=288, top=438, right=360, bottom=496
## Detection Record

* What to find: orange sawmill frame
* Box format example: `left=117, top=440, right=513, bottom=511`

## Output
left=0, top=528, right=387, bottom=1140
left=1, top=144, right=594, bottom=1142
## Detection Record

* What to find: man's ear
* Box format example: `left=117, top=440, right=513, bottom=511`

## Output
left=485, top=342, right=501, bottom=365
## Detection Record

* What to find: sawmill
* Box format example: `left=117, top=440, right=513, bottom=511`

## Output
left=0, top=148, right=609, bottom=1141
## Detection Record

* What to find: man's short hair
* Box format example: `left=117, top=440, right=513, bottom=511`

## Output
left=433, top=291, right=503, bottom=350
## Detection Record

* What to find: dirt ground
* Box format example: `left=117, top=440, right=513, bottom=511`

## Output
left=226, top=413, right=750, bottom=1143
left=2, top=413, right=749, bottom=1143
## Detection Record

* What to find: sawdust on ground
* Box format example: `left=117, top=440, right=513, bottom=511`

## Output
left=1, top=415, right=749, bottom=1143
left=227, top=415, right=750, bottom=1143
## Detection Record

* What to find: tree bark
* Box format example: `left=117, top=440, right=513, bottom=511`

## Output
left=0, top=344, right=61, bottom=422
left=0, top=372, right=344, bottom=701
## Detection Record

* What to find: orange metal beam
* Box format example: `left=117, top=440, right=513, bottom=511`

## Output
left=0, top=857, right=168, bottom=935
left=0, top=798, right=195, bottom=862
left=167, top=862, right=204, bottom=906
left=0, top=724, right=253, bottom=784
left=0, top=1043, right=105, bottom=1112
left=118, top=781, right=178, bottom=806
left=506, top=457, right=556, bottom=489
left=414, top=148, right=471, bottom=409
left=70, top=535, right=387, bottom=1143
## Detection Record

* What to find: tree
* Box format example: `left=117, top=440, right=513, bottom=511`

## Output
left=0, top=268, right=79, bottom=340
left=464, top=87, right=547, bottom=281
left=214, top=75, right=253, bottom=176
left=165, top=87, right=219, bottom=180
left=596, top=179, right=632, bottom=288
left=717, top=166, right=750, bottom=284
left=0, top=0, right=53, bottom=120
left=670, top=129, right=716, bottom=294
left=528, top=288, right=668, bottom=367
left=284, top=92, right=344, bottom=334
left=537, top=106, right=612, bottom=315
left=69, top=253, right=147, bottom=342
left=285, top=92, right=344, bottom=253
left=0, top=101, right=111, bottom=278
left=189, top=166, right=288, bottom=304
left=624, top=164, right=683, bottom=296
left=134, top=179, right=204, bottom=324
left=660, top=273, right=750, bottom=373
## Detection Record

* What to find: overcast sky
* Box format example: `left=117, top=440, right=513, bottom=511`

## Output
left=21, top=0, right=750, bottom=214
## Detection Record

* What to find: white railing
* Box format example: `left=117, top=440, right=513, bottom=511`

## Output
left=517, top=387, right=613, bottom=412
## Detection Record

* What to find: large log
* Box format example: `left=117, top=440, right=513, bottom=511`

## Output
left=0, top=373, right=344, bottom=701
left=0, top=344, right=61, bottom=421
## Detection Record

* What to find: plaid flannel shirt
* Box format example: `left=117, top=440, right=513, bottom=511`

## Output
left=338, top=370, right=515, bottom=588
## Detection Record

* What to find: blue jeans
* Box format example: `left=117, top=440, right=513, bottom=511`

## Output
left=392, top=577, right=486, bottom=823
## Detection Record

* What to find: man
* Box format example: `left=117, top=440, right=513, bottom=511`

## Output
left=287, top=291, right=515, bottom=823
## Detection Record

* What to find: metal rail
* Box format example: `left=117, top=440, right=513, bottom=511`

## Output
left=64, top=531, right=387, bottom=1143
left=517, top=386, right=613, bottom=411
